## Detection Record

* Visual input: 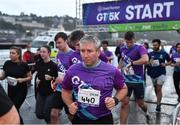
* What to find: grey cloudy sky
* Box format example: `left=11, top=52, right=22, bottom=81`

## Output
left=0, top=0, right=76, bottom=17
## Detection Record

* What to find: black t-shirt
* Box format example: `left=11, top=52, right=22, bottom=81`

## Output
left=3, top=60, right=30, bottom=87
left=0, top=85, right=13, bottom=116
left=34, top=60, right=58, bottom=96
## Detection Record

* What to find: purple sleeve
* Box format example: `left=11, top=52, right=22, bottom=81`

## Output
left=62, top=72, right=73, bottom=90
left=171, top=54, right=174, bottom=62
left=113, top=68, right=125, bottom=90
left=139, top=45, right=148, bottom=56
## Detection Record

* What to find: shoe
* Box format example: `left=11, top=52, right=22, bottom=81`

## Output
left=146, top=112, right=150, bottom=124
left=156, top=104, right=161, bottom=112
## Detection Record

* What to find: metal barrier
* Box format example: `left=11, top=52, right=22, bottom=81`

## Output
left=172, top=102, right=180, bottom=125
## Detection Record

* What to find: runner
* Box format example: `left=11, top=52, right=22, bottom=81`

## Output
left=69, top=30, right=108, bottom=64
left=0, top=46, right=32, bottom=124
left=101, top=40, right=114, bottom=63
left=33, top=45, right=58, bottom=121
left=171, top=42, right=180, bottom=102
left=62, top=35, right=127, bottom=124
left=147, top=39, right=171, bottom=112
left=118, top=31, right=150, bottom=124
left=43, top=32, right=74, bottom=124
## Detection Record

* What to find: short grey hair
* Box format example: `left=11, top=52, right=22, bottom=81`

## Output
left=79, top=35, right=101, bottom=49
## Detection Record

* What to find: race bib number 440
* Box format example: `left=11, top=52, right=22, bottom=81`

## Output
left=78, top=89, right=101, bottom=106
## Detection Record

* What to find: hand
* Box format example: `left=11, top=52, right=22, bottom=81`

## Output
left=45, top=74, right=52, bottom=81
left=175, top=62, right=180, bottom=66
left=68, top=102, right=78, bottom=115
left=36, top=78, right=40, bottom=88
left=105, top=97, right=116, bottom=110
left=160, top=63, right=166, bottom=67
left=56, top=75, right=64, bottom=83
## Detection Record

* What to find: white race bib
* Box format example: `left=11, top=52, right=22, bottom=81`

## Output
left=78, top=89, right=101, bottom=106
left=152, top=60, right=160, bottom=67
left=6, top=76, right=17, bottom=86
left=175, top=58, right=180, bottom=63
left=123, top=67, right=134, bottom=75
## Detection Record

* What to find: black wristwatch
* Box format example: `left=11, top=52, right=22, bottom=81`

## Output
left=113, top=96, right=119, bottom=106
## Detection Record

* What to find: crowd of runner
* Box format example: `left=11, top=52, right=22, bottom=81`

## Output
left=0, top=30, right=180, bottom=124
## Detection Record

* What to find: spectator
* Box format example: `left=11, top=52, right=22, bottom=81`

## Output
left=23, top=43, right=35, bottom=64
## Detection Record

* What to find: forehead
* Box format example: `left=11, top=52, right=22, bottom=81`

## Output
left=152, top=42, right=159, bottom=45
left=40, top=47, right=48, bottom=52
left=10, top=49, right=18, bottom=52
left=56, top=37, right=65, bottom=43
left=80, top=41, right=96, bottom=49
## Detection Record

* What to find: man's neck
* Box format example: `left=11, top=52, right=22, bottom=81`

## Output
left=60, top=46, right=70, bottom=53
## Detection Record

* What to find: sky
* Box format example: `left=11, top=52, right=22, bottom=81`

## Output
left=0, top=0, right=77, bottom=17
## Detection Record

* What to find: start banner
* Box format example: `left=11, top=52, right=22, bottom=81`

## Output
left=83, top=0, right=180, bottom=27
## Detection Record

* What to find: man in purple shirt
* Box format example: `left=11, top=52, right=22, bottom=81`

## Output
left=69, top=30, right=108, bottom=65
left=69, top=30, right=84, bottom=65
left=62, top=35, right=127, bottom=124
left=118, top=31, right=149, bottom=124
left=171, top=42, right=180, bottom=102
left=101, top=40, right=114, bottom=63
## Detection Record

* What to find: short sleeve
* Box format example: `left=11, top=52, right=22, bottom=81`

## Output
left=139, top=45, right=148, bottom=57
left=61, top=71, right=73, bottom=90
left=113, top=68, right=125, bottom=90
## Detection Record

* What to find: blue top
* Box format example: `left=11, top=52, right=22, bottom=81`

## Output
left=147, top=50, right=170, bottom=78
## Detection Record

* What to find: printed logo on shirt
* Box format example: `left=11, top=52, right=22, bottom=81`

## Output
left=57, top=59, right=66, bottom=73
left=72, top=76, right=91, bottom=89
left=160, top=55, right=163, bottom=59
left=72, top=57, right=81, bottom=64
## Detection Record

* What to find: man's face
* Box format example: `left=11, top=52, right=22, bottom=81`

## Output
left=152, top=42, right=160, bottom=51
left=80, top=41, right=100, bottom=67
left=176, top=45, right=180, bottom=52
left=125, top=39, right=134, bottom=48
left=74, top=41, right=80, bottom=51
left=101, top=43, right=108, bottom=50
left=56, top=37, right=67, bottom=51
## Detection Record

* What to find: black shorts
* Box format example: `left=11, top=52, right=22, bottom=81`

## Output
left=43, top=91, right=69, bottom=122
left=72, top=113, right=113, bottom=124
left=126, top=83, right=145, bottom=99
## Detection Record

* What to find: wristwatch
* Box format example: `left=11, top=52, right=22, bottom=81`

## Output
left=113, top=96, right=119, bottom=106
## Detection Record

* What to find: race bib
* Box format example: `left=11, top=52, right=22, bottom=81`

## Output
left=78, top=89, right=101, bottom=106
left=6, top=76, right=17, bottom=86
left=123, top=67, right=134, bottom=75
left=175, top=58, right=180, bottom=63
left=151, top=60, right=160, bottom=67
